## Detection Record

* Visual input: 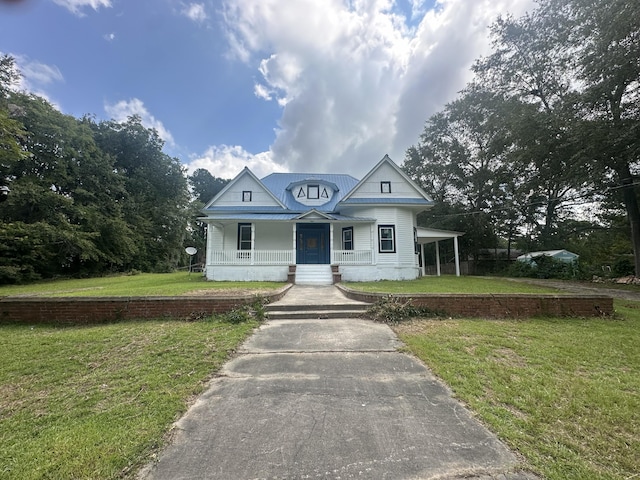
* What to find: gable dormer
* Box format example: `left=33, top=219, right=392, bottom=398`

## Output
left=203, top=166, right=285, bottom=211
left=339, top=155, right=434, bottom=207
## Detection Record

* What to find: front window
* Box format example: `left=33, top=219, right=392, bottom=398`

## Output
left=342, top=227, right=353, bottom=250
left=238, top=223, right=252, bottom=251
left=378, top=225, right=395, bottom=253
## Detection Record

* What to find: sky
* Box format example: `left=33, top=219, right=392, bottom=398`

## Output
left=0, top=0, right=534, bottom=179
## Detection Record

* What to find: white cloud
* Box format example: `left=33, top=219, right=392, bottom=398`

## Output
left=223, top=0, right=534, bottom=177
left=52, top=0, right=112, bottom=16
left=187, top=145, right=288, bottom=179
left=104, top=98, right=175, bottom=148
left=104, top=32, right=116, bottom=42
left=181, top=3, right=208, bottom=23
left=10, top=55, right=64, bottom=107
left=17, top=58, right=64, bottom=86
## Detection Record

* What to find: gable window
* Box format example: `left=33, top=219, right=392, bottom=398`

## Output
left=380, top=181, right=391, bottom=194
left=342, top=227, right=353, bottom=250
left=378, top=225, right=396, bottom=253
left=307, top=185, right=319, bottom=199
left=242, top=190, right=252, bottom=202
left=238, top=223, right=252, bottom=251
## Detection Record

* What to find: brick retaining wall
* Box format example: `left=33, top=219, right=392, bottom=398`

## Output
left=336, top=285, right=613, bottom=318
left=0, top=285, right=292, bottom=325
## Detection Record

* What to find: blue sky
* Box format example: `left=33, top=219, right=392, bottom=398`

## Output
left=0, top=0, right=533, bottom=179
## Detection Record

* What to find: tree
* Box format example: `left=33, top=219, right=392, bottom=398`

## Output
left=0, top=55, right=26, bottom=205
left=0, top=91, right=137, bottom=281
left=90, top=116, right=190, bottom=272
left=473, top=0, right=640, bottom=271
left=405, top=87, right=515, bottom=260
left=189, top=168, right=228, bottom=204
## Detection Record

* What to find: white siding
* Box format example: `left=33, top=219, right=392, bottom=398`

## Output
left=214, top=174, right=281, bottom=207
left=254, top=222, right=292, bottom=250
left=348, top=162, right=423, bottom=199
left=344, top=206, right=418, bottom=269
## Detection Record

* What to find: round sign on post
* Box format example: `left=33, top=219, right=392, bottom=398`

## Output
left=185, top=247, right=198, bottom=275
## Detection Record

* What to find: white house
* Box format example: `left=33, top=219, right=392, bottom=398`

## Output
left=202, top=155, right=463, bottom=284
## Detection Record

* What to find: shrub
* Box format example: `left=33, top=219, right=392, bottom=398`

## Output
left=507, top=256, right=579, bottom=280
left=219, top=297, right=267, bottom=324
left=365, top=295, right=443, bottom=324
left=612, top=257, right=635, bottom=277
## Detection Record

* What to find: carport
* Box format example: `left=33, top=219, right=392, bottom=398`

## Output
left=416, top=227, right=464, bottom=276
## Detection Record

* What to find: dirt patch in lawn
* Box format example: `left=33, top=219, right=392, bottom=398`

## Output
left=181, top=289, right=276, bottom=297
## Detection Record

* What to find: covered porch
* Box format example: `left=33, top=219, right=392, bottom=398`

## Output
left=204, top=218, right=376, bottom=282
left=416, top=227, right=464, bottom=277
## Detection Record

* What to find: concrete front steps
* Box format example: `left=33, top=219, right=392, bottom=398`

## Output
left=265, top=302, right=370, bottom=320
left=293, top=264, right=334, bottom=285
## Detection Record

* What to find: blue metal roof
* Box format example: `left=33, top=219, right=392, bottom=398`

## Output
left=202, top=206, right=286, bottom=213
left=203, top=213, right=375, bottom=222
left=340, top=197, right=434, bottom=205
left=261, top=173, right=359, bottom=212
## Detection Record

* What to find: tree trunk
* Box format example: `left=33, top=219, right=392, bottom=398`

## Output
left=618, top=164, right=640, bottom=276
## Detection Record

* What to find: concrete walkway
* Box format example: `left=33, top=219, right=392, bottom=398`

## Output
left=140, top=286, right=538, bottom=480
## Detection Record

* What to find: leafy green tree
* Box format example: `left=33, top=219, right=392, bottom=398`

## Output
left=0, top=91, right=137, bottom=281
left=189, top=168, right=228, bottom=204
left=473, top=0, right=640, bottom=270
left=90, top=116, right=190, bottom=272
left=0, top=55, right=26, bottom=205
left=405, top=87, right=515, bottom=260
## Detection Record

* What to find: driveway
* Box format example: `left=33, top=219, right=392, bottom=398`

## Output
left=506, top=277, right=640, bottom=302
left=140, top=313, right=537, bottom=479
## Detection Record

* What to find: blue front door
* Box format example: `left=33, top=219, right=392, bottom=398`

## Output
left=296, top=224, right=330, bottom=264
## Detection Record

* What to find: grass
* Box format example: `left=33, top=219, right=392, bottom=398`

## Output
left=2, top=274, right=635, bottom=479
left=0, top=272, right=285, bottom=297
left=345, top=275, right=561, bottom=294
left=393, top=299, right=640, bottom=480
left=0, top=316, right=260, bottom=479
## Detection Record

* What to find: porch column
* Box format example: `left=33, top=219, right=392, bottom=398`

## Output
left=421, top=243, right=426, bottom=276
left=292, top=223, right=297, bottom=264
left=371, top=224, right=376, bottom=265
left=454, top=236, right=461, bottom=276
left=251, top=223, right=256, bottom=265
left=329, top=223, right=334, bottom=264
left=435, top=241, right=441, bottom=277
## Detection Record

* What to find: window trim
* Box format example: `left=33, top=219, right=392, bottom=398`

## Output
left=378, top=225, right=396, bottom=253
left=238, top=223, right=252, bottom=251
left=342, top=227, right=354, bottom=251
left=380, top=181, right=391, bottom=194
left=307, top=184, right=319, bottom=199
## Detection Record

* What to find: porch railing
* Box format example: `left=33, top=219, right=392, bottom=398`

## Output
left=209, top=250, right=295, bottom=265
left=208, top=249, right=373, bottom=265
left=331, top=250, right=373, bottom=265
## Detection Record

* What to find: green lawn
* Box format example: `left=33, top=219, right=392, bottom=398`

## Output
left=394, top=299, right=640, bottom=480
left=2, top=275, right=635, bottom=479
left=345, top=275, right=561, bottom=294
left=0, top=272, right=285, bottom=297
left=0, top=317, right=260, bottom=479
